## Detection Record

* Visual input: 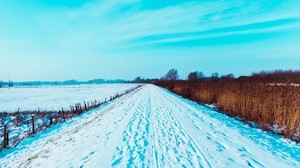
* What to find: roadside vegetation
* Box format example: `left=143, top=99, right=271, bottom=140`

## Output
left=153, top=69, right=300, bottom=142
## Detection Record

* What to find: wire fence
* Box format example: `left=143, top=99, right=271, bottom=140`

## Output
left=0, top=85, right=141, bottom=149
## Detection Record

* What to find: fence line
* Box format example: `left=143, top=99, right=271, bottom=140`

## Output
left=1, top=85, right=141, bottom=149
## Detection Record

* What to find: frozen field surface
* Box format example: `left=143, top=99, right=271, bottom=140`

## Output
left=0, top=85, right=299, bottom=167
left=0, top=84, right=136, bottom=112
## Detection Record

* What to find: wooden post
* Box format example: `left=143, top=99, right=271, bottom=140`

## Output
left=32, top=116, right=35, bottom=134
left=79, top=104, right=82, bottom=114
left=84, top=102, right=88, bottom=111
left=6, top=132, right=9, bottom=147
left=62, top=108, right=65, bottom=122
left=3, top=125, right=7, bottom=148
left=50, top=115, right=53, bottom=125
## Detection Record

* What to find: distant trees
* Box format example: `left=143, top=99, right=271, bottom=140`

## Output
left=188, top=72, right=198, bottom=81
left=158, top=69, right=179, bottom=91
left=161, top=69, right=179, bottom=81
left=131, top=76, right=159, bottom=83
left=211, top=72, right=219, bottom=78
left=188, top=71, right=205, bottom=81
left=220, top=74, right=235, bottom=81
left=0, top=81, right=14, bottom=88
left=186, top=71, right=237, bottom=82
left=136, top=69, right=300, bottom=84
left=133, top=76, right=142, bottom=83
left=250, top=70, right=300, bottom=83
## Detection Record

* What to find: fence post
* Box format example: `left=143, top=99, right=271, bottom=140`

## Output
left=84, top=102, right=88, bottom=111
left=62, top=108, right=65, bottom=122
left=3, top=125, right=7, bottom=148
left=32, top=116, right=35, bottom=134
left=75, top=105, right=78, bottom=114
left=50, top=115, right=53, bottom=125
left=6, top=132, right=9, bottom=147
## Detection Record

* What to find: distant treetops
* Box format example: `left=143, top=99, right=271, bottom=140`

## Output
left=133, top=69, right=300, bottom=84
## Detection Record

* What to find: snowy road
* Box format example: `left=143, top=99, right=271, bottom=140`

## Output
left=1, top=85, right=299, bottom=167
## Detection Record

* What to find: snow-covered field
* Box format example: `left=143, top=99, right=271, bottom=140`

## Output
left=0, top=84, right=136, bottom=112
left=1, top=84, right=299, bottom=167
left=0, top=84, right=138, bottom=148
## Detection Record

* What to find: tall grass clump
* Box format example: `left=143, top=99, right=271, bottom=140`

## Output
left=155, top=80, right=300, bottom=142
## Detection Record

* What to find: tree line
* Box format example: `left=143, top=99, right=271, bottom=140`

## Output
left=133, top=69, right=300, bottom=84
left=0, top=81, right=14, bottom=88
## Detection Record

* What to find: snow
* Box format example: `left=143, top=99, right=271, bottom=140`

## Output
left=0, top=84, right=299, bottom=167
left=0, top=84, right=138, bottom=148
left=0, top=84, right=136, bottom=112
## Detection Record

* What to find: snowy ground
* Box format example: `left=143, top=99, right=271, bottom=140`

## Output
left=0, top=84, right=138, bottom=148
left=0, top=84, right=299, bottom=167
left=0, top=84, right=136, bottom=112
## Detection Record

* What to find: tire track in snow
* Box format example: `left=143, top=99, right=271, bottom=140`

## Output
left=151, top=90, right=212, bottom=168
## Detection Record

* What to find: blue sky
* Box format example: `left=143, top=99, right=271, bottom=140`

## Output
left=0, top=0, right=300, bottom=81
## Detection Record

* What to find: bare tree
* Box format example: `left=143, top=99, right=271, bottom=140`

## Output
left=162, top=69, right=179, bottom=81
left=188, top=71, right=198, bottom=81
left=133, top=76, right=142, bottom=83
left=187, top=71, right=204, bottom=81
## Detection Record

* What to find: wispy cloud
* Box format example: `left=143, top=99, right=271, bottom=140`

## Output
left=129, top=18, right=300, bottom=47
left=40, top=0, right=300, bottom=51
left=0, top=0, right=300, bottom=80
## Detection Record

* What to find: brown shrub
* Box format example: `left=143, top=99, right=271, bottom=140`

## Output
left=155, top=81, right=300, bottom=142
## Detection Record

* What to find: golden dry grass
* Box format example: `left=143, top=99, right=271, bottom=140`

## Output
left=156, top=81, right=300, bottom=142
